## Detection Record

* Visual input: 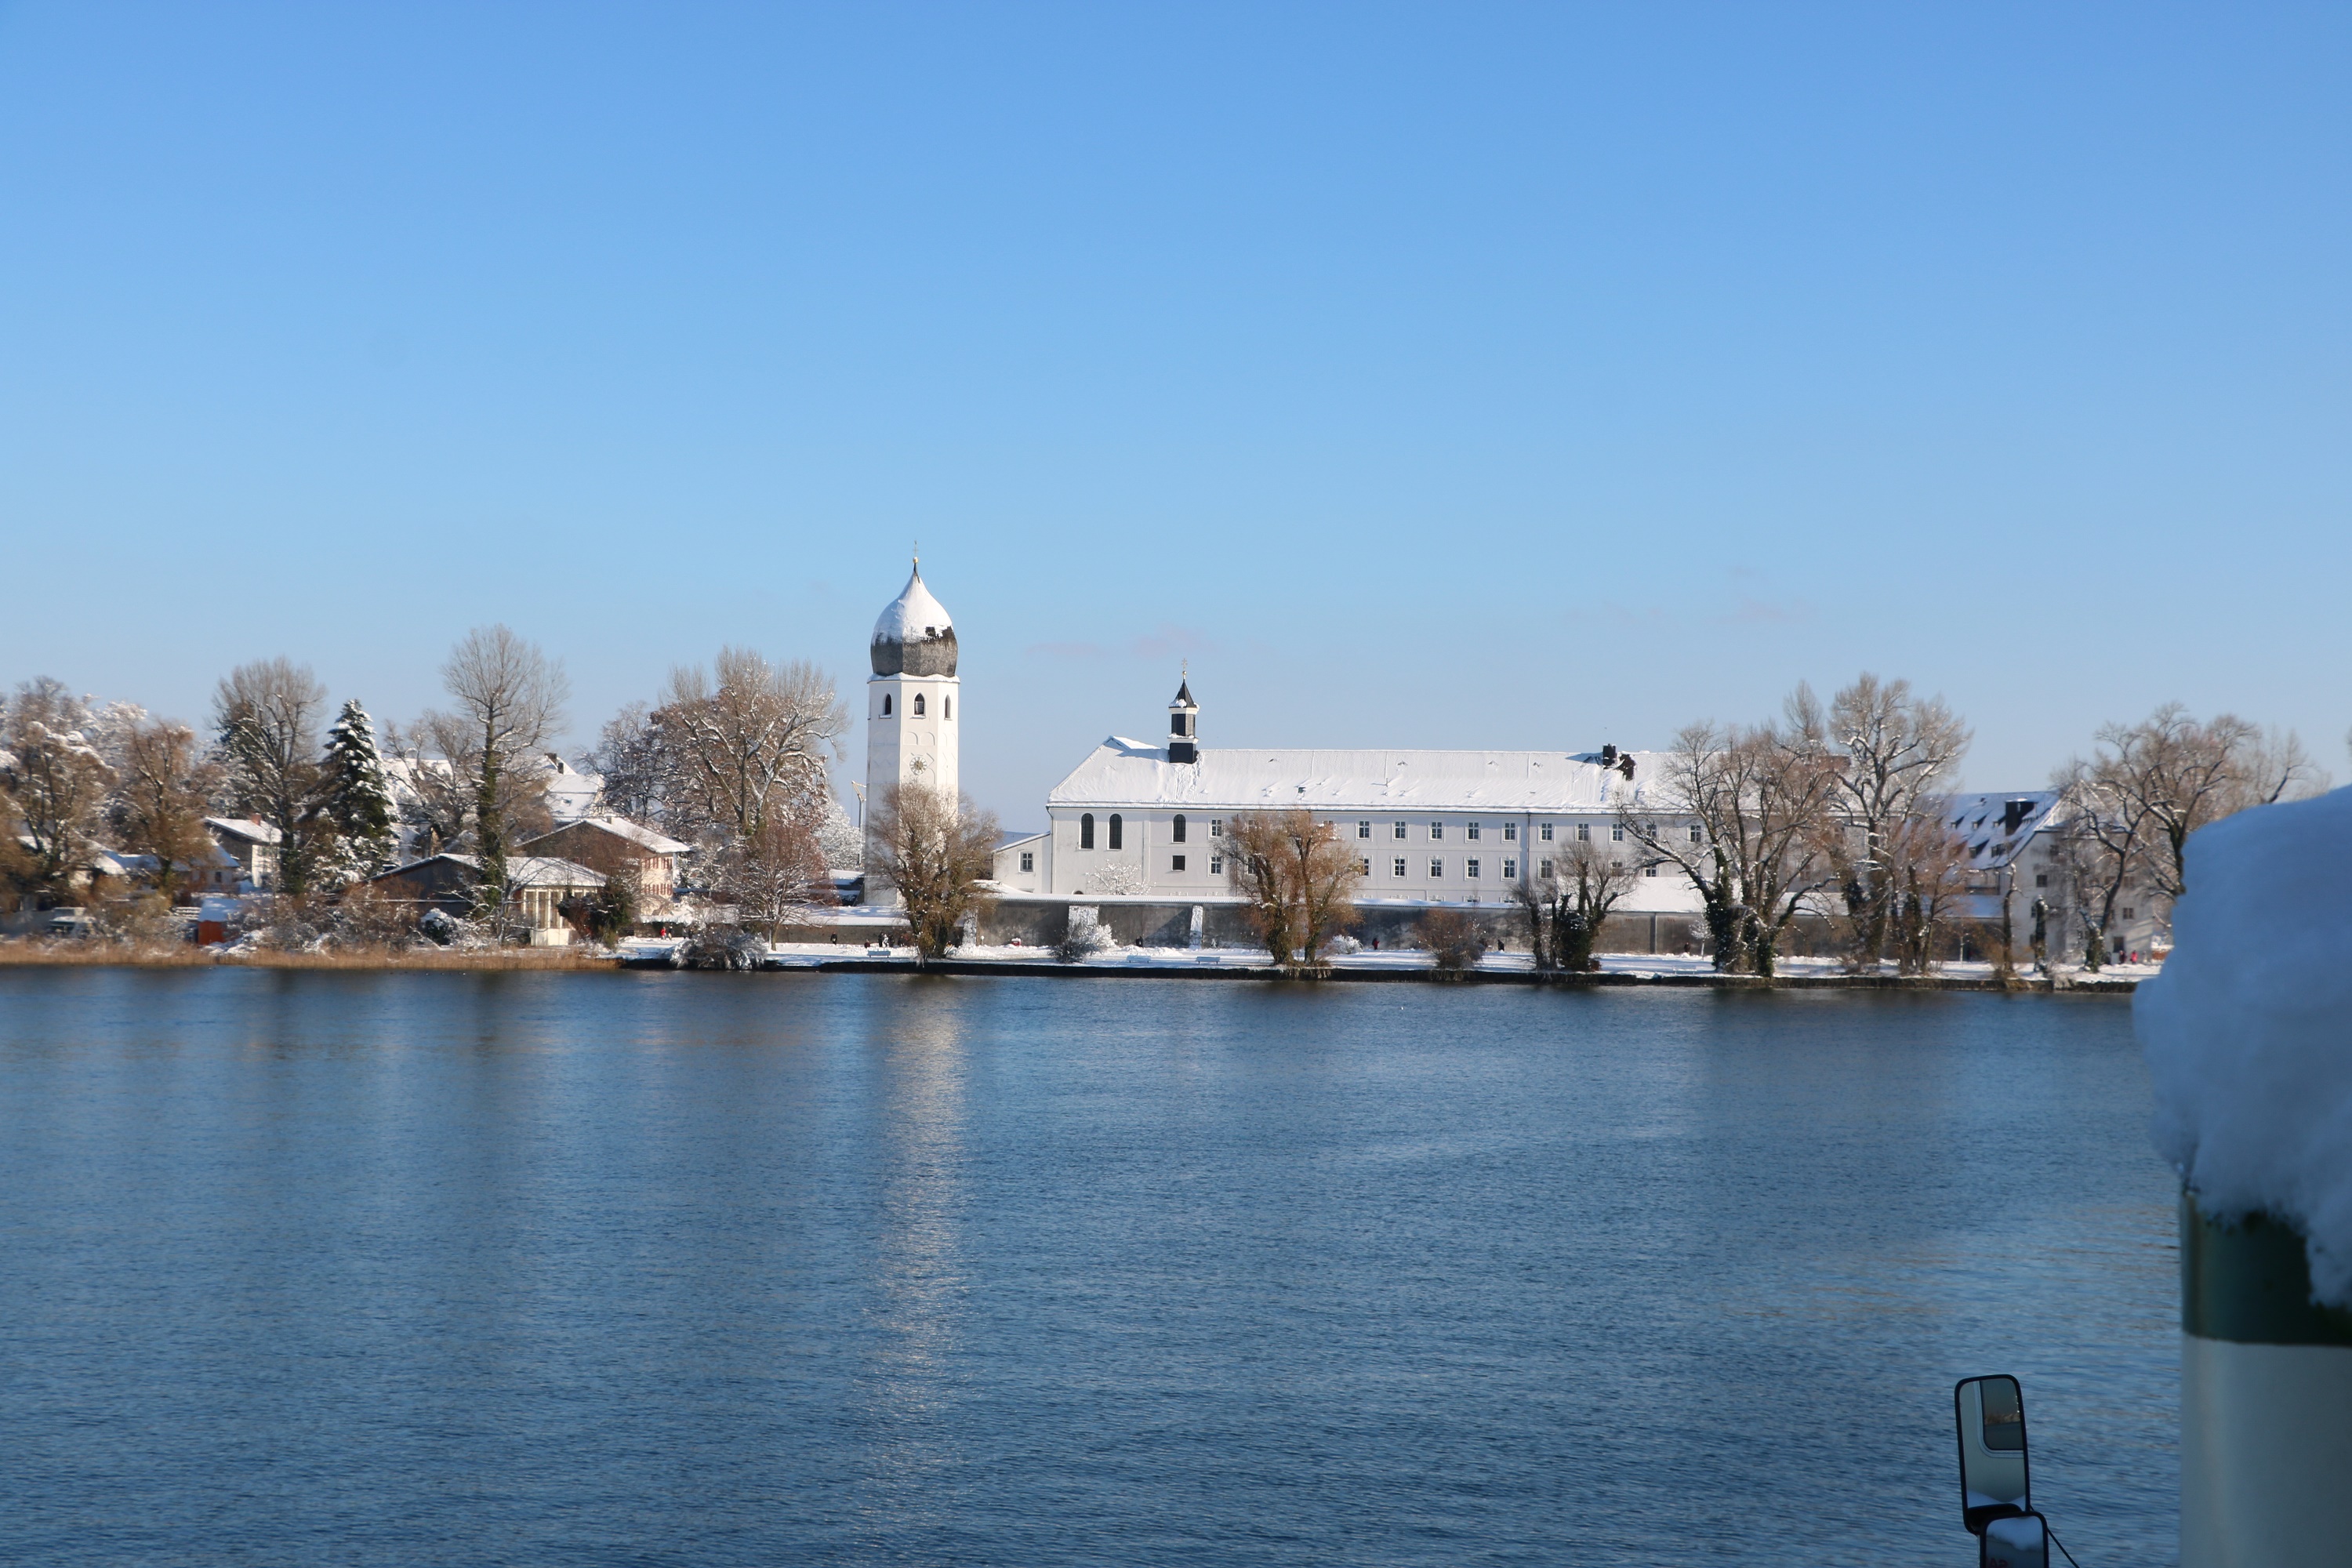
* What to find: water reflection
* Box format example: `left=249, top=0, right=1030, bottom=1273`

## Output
left=852, top=993, right=974, bottom=1535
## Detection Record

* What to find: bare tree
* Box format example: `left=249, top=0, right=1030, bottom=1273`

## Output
left=1881, top=810, right=1972, bottom=975
left=0, top=679, right=117, bottom=902
left=2045, top=762, right=2146, bottom=971
left=712, top=811, right=832, bottom=942
left=1824, top=673, right=1970, bottom=967
left=1512, top=836, right=1635, bottom=971
left=1221, top=808, right=1363, bottom=970
left=2045, top=704, right=2325, bottom=969
left=109, top=717, right=222, bottom=898
left=869, top=782, right=999, bottom=961
left=653, top=649, right=847, bottom=846
left=212, top=657, right=328, bottom=894
left=586, top=702, right=666, bottom=824
left=434, top=626, right=568, bottom=919
left=1621, top=692, right=1842, bottom=976
left=1414, top=909, right=1490, bottom=974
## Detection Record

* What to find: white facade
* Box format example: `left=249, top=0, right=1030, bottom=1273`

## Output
left=864, top=563, right=961, bottom=895
left=996, top=682, right=1702, bottom=915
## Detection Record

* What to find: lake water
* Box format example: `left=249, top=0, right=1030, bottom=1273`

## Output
left=0, top=968, right=2177, bottom=1566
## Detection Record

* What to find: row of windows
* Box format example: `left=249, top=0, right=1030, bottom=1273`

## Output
left=1074, top=814, right=1702, bottom=853
left=1039, top=848, right=1668, bottom=883
left=877, top=693, right=952, bottom=718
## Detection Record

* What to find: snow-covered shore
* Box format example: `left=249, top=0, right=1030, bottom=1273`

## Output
left=616, top=936, right=2152, bottom=988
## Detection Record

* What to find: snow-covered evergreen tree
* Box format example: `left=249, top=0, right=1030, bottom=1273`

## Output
left=318, top=699, right=398, bottom=885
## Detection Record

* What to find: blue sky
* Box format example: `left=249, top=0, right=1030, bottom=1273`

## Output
left=2, top=3, right=2346, bottom=825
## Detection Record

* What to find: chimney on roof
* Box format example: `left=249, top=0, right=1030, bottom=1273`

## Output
left=1599, top=743, right=1618, bottom=767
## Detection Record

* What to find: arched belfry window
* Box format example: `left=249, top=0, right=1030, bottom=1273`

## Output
left=1109, top=814, right=1123, bottom=850
left=944, top=696, right=952, bottom=720
left=1172, top=814, right=1187, bottom=844
left=882, top=695, right=891, bottom=716
left=1080, top=814, right=1095, bottom=849
left=913, top=694, right=926, bottom=716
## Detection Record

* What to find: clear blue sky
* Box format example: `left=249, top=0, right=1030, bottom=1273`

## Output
left=3, top=3, right=2346, bottom=825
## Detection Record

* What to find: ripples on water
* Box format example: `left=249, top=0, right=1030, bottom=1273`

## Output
left=0, top=970, right=2176, bottom=1566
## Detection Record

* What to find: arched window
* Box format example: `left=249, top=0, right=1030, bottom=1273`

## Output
left=943, top=696, right=952, bottom=720
left=1080, top=813, right=1095, bottom=849
left=882, top=694, right=891, bottom=716
left=913, top=694, right=926, bottom=716
left=1109, top=814, right=1123, bottom=850
left=1172, top=814, right=1187, bottom=844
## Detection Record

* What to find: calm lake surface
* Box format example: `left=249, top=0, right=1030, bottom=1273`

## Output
left=0, top=968, right=2176, bottom=1566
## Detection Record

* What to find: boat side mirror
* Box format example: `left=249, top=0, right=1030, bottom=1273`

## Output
left=1980, top=1511, right=2049, bottom=1568
left=1954, top=1374, right=2031, bottom=1534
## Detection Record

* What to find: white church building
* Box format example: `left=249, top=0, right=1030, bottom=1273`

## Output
left=990, top=677, right=1703, bottom=916
left=858, top=563, right=1700, bottom=924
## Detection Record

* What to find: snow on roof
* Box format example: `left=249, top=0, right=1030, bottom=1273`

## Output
left=1044, top=739, right=1670, bottom=813
left=205, top=816, right=282, bottom=845
left=873, top=563, right=953, bottom=645
left=376, top=852, right=608, bottom=887
left=524, top=815, right=689, bottom=855
left=1935, top=789, right=2062, bottom=869
left=998, top=829, right=1047, bottom=849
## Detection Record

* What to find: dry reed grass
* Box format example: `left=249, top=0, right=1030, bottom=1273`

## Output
left=0, top=938, right=617, bottom=971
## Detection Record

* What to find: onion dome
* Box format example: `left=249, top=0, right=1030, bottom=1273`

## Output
left=871, top=562, right=958, bottom=677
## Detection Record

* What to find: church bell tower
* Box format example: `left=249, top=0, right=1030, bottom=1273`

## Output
left=1167, top=669, right=1198, bottom=764
left=866, top=558, right=960, bottom=893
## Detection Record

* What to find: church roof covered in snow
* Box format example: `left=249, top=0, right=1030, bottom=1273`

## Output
left=1045, top=739, right=1671, bottom=813
left=870, top=564, right=958, bottom=677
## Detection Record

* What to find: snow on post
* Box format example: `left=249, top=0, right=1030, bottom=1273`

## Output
left=2135, top=786, right=2352, bottom=1307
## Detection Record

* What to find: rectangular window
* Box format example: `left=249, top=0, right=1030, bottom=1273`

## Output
left=1210, top=818, right=1222, bottom=837
left=1429, top=857, right=1444, bottom=878
left=1539, top=858, right=1553, bottom=878
left=1392, top=821, right=1407, bottom=840
left=1540, top=823, right=1554, bottom=842
left=1357, top=820, right=1370, bottom=839
left=1392, top=857, right=1407, bottom=877
left=1611, top=824, right=1624, bottom=841
left=1577, top=822, right=1592, bottom=841
left=1644, top=862, right=1658, bottom=877
left=1019, top=851, right=1034, bottom=873
left=1502, top=822, right=1517, bottom=842
left=2121, top=906, right=2135, bottom=920
left=1466, top=858, right=1482, bottom=878
left=1210, top=853, right=1224, bottom=874
left=1466, top=822, right=1482, bottom=841
left=1429, top=822, right=1444, bottom=840
left=2035, top=873, right=2049, bottom=887
left=1501, top=857, right=1517, bottom=880
left=1356, top=857, right=1370, bottom=876
left=1688, top=824, right=1702, bottom=844
left=1172, top=855, right=1186, bottom=873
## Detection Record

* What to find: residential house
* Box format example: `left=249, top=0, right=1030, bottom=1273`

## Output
left=518, top=815, right=687, bottom=913
left=368, top=853, right=608, bottom=945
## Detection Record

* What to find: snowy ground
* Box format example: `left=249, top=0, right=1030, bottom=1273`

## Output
left=616, top=936, right=2158, bottom=983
